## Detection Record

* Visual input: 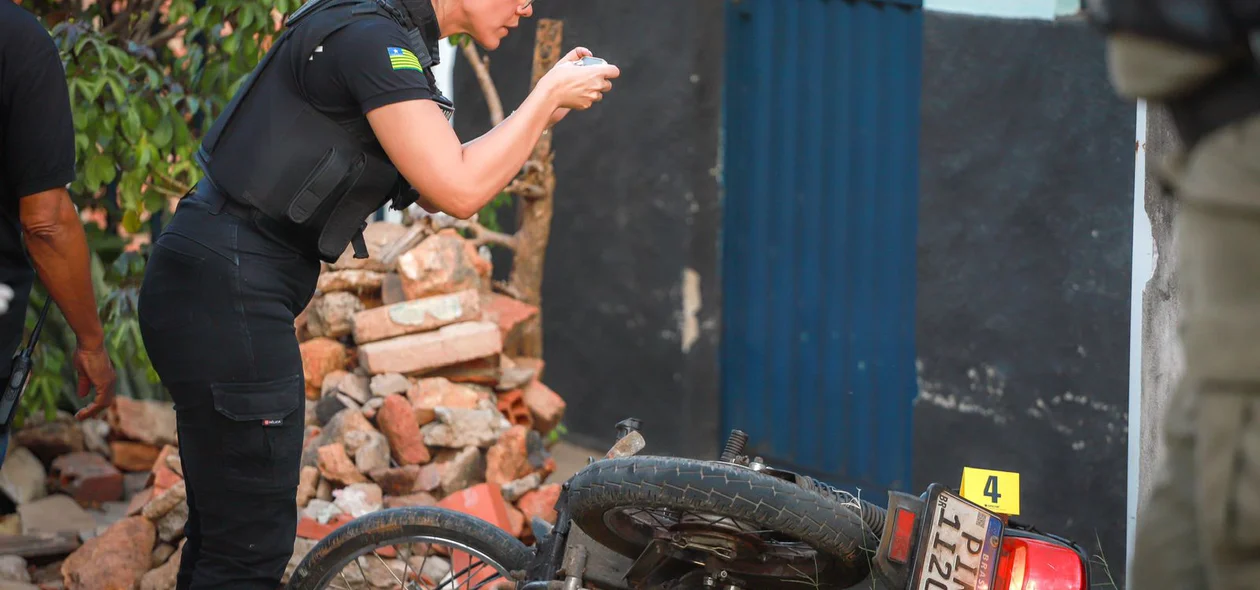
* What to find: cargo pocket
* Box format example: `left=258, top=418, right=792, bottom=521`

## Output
left=1198, top=391, right=1260, bottom=554
left=211, top=374, right=305, bottom=493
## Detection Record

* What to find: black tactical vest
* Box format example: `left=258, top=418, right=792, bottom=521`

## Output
left=195, top=0, right=441, bottom=262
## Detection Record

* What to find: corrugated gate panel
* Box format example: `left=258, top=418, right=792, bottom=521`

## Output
left=720, top=0, right=922, bottom=494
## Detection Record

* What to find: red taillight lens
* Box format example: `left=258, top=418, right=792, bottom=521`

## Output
left=994, top=536, right=1087, bottom=590
left=888, top=507, right=916, bottom=564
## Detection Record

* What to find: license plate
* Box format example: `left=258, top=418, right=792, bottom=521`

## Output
left=909, top=485, right=1004, bottom=590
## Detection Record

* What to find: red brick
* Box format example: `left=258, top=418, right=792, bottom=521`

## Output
left=125, top=488, right=153, bottom=517
left=480, top=294, right=539, bottom=347
left=358, top=322, right=501, bottom=375
left=462, top=238, right=493, bottom=282
left=522, top=380, right=566, bottom=434
left=60, top=516, right=155, bottom=590
left=407, top=378, right=482, bottom=426
left=148, top=445, right=183, bottom=497
left=424, top=355, right=502, bottom=386
left=106, top=398, right=178, bottom=447
left=381, top=273, right=406, bottom=305
left=376, top=395, right=431, bottom=465
left=414, top=463, right=442, bottom=492
left=109, top=441, right=161, bottom=473
left=49, top=451, right=123, bottom=507
left=352, top=289, right=482, bottom=345
left=517, top=484, right=562, bottom=526
left=437, top=483, right=512, bottom=534
left=296, top=513, right=355, bottom=541
left=317, top=269, right=386, bottom=294
left=317, top=443, right=368, bottom=486
left=301, top=338, right=348, bottom=400
left=512, top=357, right=545, bottom=381
left=485, top=426, right=532, bottom=488
left=306, top=292, right=364, bottom=340
left=496, top=390, right=533, bottom=429
left=505, top=503, right=527, bottom=540
left=13, top=417, right=85, bottom=465
left=369, top=465, right=422, bottom=496
left=383, top=491, right=438, bottom=509
left=396, top=232, right=484, bottom=300
left=152, top=468, right=183, bottom=498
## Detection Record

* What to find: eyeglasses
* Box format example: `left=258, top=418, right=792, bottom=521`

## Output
left=520, top=0, right=534, bottom=8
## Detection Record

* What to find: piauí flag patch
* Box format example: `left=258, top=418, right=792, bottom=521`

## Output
left=387, top=46, right=423, bottom=72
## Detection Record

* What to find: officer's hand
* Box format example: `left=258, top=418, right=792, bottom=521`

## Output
left=538, top=46, right=620, bottom=111
left=73, top=345, right=117, bottom=421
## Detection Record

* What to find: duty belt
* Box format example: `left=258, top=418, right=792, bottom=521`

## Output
left=193, top=178, right=334, bottom=259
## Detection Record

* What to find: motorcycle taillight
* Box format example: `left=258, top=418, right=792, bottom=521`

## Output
left=994, top=536, right=1087, bottom=590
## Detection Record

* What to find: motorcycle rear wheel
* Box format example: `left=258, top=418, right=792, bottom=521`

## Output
left=567, top=455, right=879, bottom=589
left=284, top=507, right=533, bottom=590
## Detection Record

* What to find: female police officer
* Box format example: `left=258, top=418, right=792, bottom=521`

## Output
left=136, top=0, right=619, bottom=586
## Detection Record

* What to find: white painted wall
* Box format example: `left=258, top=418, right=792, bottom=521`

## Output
left=1126, top=100, right=1150, bottom=583
left=924, top=0, right=1080, bottom=19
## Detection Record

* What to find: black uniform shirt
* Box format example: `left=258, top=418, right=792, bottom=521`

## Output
left=303, top=17, right=440, bottom=120
left=0, top=4, right=76, bottom=287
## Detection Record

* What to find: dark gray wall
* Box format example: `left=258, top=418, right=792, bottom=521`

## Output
left=451, top=0, right=726, bottom=458
left=915, top=12, right=1134, bottom=586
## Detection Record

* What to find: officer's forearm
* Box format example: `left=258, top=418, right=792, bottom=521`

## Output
left=370, top=90, right=558, bottom=219
left=425, top=90, right=555, bottom=218
left=20, top=189, right=105, bottom=351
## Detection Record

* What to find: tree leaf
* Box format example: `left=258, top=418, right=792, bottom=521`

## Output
left=122, top=210, right=142, bottom=234
left=152, top=117, right=174, bottom=148
left=123, top=109, right=141, bottom=142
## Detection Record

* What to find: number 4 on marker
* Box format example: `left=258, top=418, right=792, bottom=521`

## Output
left=960, top=467, right=1020, bottom=515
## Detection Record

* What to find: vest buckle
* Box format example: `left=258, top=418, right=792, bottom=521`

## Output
left=350, top=223, right=369, bottom=259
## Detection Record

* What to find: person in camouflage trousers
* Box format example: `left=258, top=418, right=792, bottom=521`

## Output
left=1093, top=7, right=1260, bottom=588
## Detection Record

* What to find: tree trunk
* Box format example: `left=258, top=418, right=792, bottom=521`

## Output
left=508, top=19, right=563, bottom=358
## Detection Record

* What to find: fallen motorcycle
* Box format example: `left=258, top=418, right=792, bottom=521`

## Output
left=283, top=419, right=1091, bottom=590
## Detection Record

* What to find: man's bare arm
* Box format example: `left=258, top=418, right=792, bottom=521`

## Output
left=20, top=188, right=115, bottom=419
left=19, top=188, right=103, bottom=348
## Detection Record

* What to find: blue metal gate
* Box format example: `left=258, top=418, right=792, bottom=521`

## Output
left=719, top=0, right=923, bottom=495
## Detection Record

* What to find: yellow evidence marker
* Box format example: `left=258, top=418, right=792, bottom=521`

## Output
left=959, top=467, right=1020, bottom=516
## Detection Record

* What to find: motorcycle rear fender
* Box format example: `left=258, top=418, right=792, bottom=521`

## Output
left=871, top=490, right=926, bottom=590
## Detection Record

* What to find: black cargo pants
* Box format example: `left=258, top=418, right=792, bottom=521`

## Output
left=138, top=185, right=320, bottom=589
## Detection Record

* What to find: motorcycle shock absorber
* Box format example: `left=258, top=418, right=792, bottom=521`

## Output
left=719, top=430, right=749, bottom=463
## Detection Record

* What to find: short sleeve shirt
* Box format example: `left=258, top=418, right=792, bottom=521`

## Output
left=302, top=17, right=440, bottom=119
left=0, top=4, right=76, bottom=283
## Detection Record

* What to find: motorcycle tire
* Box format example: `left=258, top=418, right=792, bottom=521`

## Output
left=284, top=507, right=533, bottom=590
left=567, top=455, right=879, bottom=589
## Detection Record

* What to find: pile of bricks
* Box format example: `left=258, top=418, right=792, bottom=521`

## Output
left=0, top=222, right=570, bottom=589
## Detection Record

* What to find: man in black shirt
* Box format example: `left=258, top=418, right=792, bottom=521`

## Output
left=0, top=4, right=118, bottom=461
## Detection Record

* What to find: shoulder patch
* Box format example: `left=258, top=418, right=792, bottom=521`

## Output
left=387, top=46, right=423, bottom=73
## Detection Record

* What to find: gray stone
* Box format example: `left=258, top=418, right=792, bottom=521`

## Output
left=421, top=408, right=508, bottom=449
left=17, top=494, right=95, bottom=537
left=0, top=555, right=30, bottom=583
left=369, top=373, right=410, bottom=397
left=0, top=447, right=46, bottom=505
